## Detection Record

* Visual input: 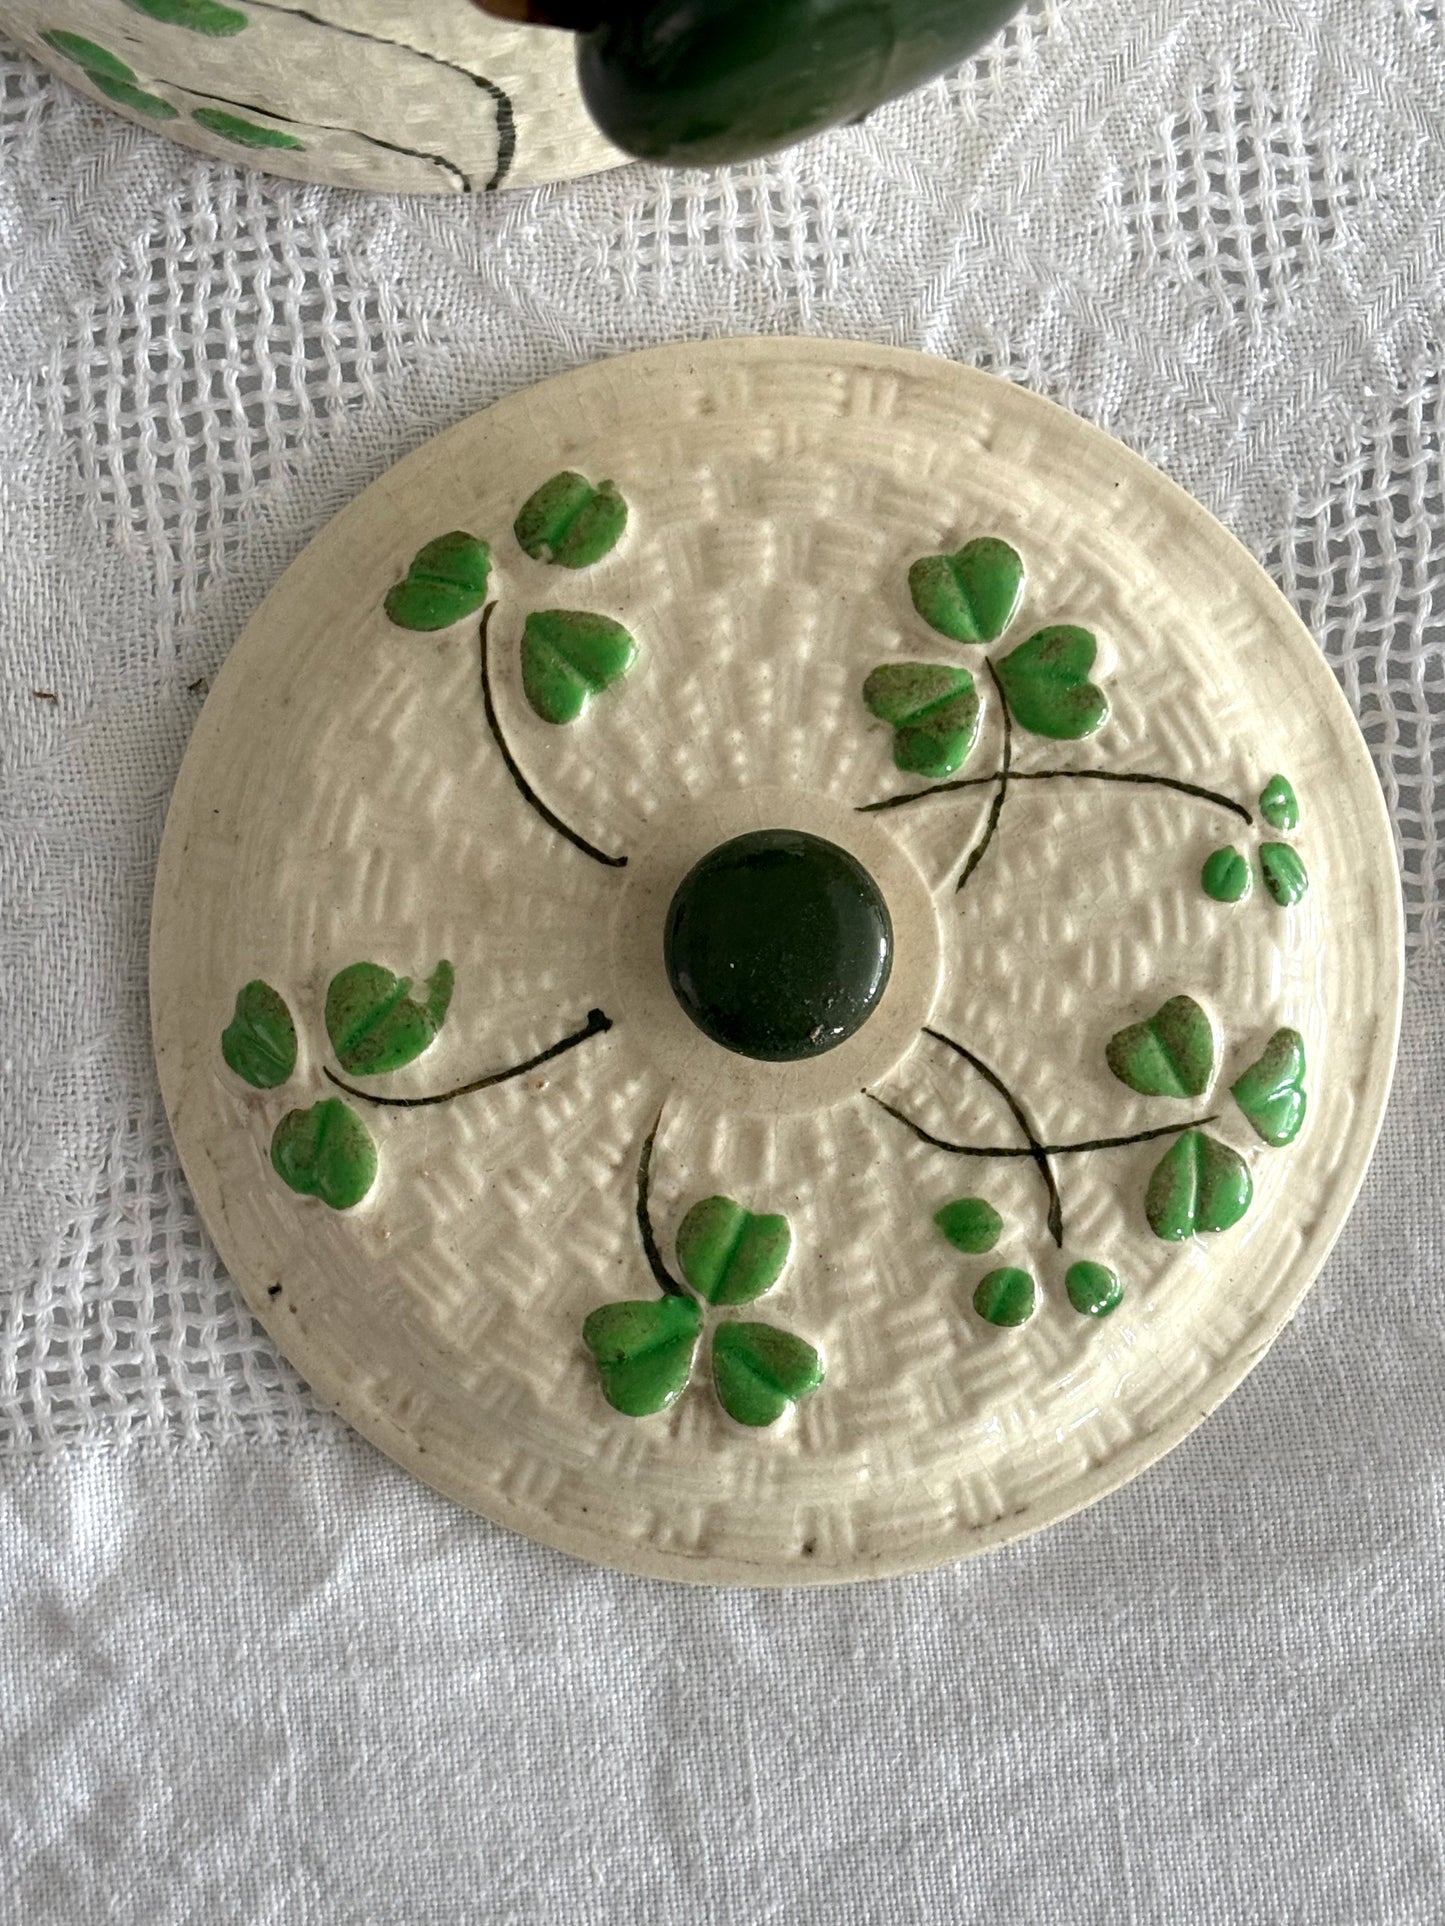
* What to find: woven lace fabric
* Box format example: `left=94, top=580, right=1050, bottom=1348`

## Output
left=1, top=2, right=1443, bottom=1919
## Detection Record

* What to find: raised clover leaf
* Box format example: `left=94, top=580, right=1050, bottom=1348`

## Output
left=325, top=960, right=454, bottom=1076
left=1105, top=995, right=1215, bottom=1099
left=583, top=1297, right=702, bottom=1416
left=993, top=626, right=1109, bottom=740
left=221, top=979, right=297, bottom=1089
left=972, top=1267, right=1035, bottom=1327
left=270, top=1099, right=376, bottom=1210
left=42, top=31, right=178, bottom=116
left=383, top=532, right=491, bottom=631
left=191, top=107, right=303, bottom=149
left=676, top=1196, right=791, bottom=1306
left=514, top=473, right=627, bottom=569
left=908, top=538, right=1023, bottom=644
left=521, top=610, right=637, bottom=725
left=1231, top=1028, right=1306, bottom=1147
left=862, top=661, right=980, bottom=778
left=120, top=0, right=247, bottom=32
left=1260, top=843, right=1309, bottom=907
left=711, top=1322, right=823, bottom=1427
left=1144, top=1130, right=1252, bottom=1241
left=1065, top=1260, right=1122, bottom=1318
left=1259, top=775, right=1299, bottom=831
left=1202, top=845, right=1252, bottom=903
left=933, top=1196, right=1003, bottom=1254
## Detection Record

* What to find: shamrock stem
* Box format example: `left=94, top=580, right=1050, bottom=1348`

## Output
left=240, top=0, right=517, bottom=188
left=867, top=1093, right=1218, bottom=1157
left=922, top=1026, right=1063, bottom=1246
left=858, top=766, right=1252, bottom=824
left=955, top=662, right=1012, bottom=896
left=478, top=605, right=630, bottom=870
left=636, top=1106, right=688, bottom=1298
left=324, top=1007, right=612, bottom=1107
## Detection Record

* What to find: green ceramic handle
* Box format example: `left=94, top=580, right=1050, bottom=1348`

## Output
left=478, top=0, right=1025, bottom=165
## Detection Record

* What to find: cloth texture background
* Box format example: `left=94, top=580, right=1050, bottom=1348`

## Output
left=1, top=0, right=1443, bottom=1917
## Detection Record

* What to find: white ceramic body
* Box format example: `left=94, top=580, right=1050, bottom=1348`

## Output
left=151, top=340, right=1403, bottom=1585
left=2, top=0, right=621, bottom=191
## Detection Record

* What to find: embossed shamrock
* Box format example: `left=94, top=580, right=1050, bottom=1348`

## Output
left=384, top=532, right=492, bottom=631
left=907, top=538, right=1024, bottom=644
left=863, top=663, right=980, bottom=778
left=583, top=1194, right=824, bottom=1426
left=222, top=980, right=297, bottom=1090
left=930, top=1194, right=1120, bottom=1323
left=1106, top=996, right=1215, bottom=1099
left=864, top=534, right=1108, bottom=784
left=219, top=959, right=466, bottom=1210
left=41, top=30, right=178, bottom=118
left=1231, top=1028, right=1307, bottom=1147
left=271, top=1098, right=377, bottom=1211
left=325, top=959, right=454, bottom=1076
left=521, top=611, right=638, bottom=725
left=514, top=472, right=628, bottom=569
left=1203, top=774, right=1308, bottom=910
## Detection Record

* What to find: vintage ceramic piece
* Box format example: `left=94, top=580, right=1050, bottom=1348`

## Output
left=150, top=339, right=1403, bottom=1585
left=1, top=0, right=622, bottom=190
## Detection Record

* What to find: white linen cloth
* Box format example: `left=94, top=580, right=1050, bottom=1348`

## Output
left=1, top=1, right=1442, bottom=1916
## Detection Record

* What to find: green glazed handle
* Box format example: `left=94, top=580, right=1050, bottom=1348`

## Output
left=476, top=0, right=1025, bottom=164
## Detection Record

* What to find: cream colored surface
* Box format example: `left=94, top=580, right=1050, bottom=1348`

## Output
left=150, top=339, right=1403, bottom=1585
left=1, top=0, right=621, bottom=191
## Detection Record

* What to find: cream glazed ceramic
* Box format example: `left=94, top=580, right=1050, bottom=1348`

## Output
left=3, top=0, right=622, bottom=191
left=150, top=339, right=1403, bottom=1585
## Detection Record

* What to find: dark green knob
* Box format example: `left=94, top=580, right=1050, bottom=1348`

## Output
left=664, top=828, right=893, bottom=1062
left=574, top=0, right=1025, bottom=165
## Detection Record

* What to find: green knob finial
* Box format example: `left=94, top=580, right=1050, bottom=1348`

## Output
left=664, top=829, right=892, bottom=1062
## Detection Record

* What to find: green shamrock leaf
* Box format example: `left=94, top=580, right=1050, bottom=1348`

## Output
left=383, top=532, right=491, bottom=631
left=1231, top=1028, right=1306, bottom=1147
left=993, top=626, right=1109, bottom=739
left=191, top=107, right=303, bottom=149
left=1202, top=845, right=1252, bottom=903
left=711, top=1322, right=824, bottom=1427
left=221, top=979, right=297, bottom=1089
left=862, top=661, right=980, bottom=778
left=1260, top=843, right=1309, bottom=907
left=42, top=30, right=178, bottom=116
left=1259, top=775, right=1299, bottom=831
left=1105, top=995, right=1215, bottom=1098
left=521, top=610, right=638, bottom=724
left=933, top=1196, right=1003, bottom=1254
left=972, top=1267, right=1035, bottom=1327
left=1065, top=1260, right=1122, bottom=1318
left=908, top=538, right=1024, bottom=644
left=271, top=1099, right=377, bottom=1211
left=676, top=1196, right=791, bottom=1306
left=325, top=960, right=454, bottom=1075
left=121, top=0, right=248, bottom=33
left=1145, top=1131, right=1252, bottom=1241
left=583, top=1297, right=702, bottom=1416
left=514, top=473, right=628, bottom=568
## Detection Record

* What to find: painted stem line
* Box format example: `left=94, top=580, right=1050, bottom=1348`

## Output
left=324, top=1006, right=612, bottom=1106
left=955, top=659, right=1012, bottom=896
left=185, top=85, right=472, bottom=185
left=240, top=0, right=516, bottom=187
left=858, top=766, right=1252, bottom=825
left=479, top=606, right=630, bottom=869
left=923, top=1024, right=1063, bottom=1246
left=867, top=1093, right=1219, bottom=1158
left=636, top=1107, right=688, bottom=1298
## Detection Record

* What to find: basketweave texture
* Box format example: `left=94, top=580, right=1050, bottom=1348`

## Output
left=1, top=0, right=1440, bottom=1467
